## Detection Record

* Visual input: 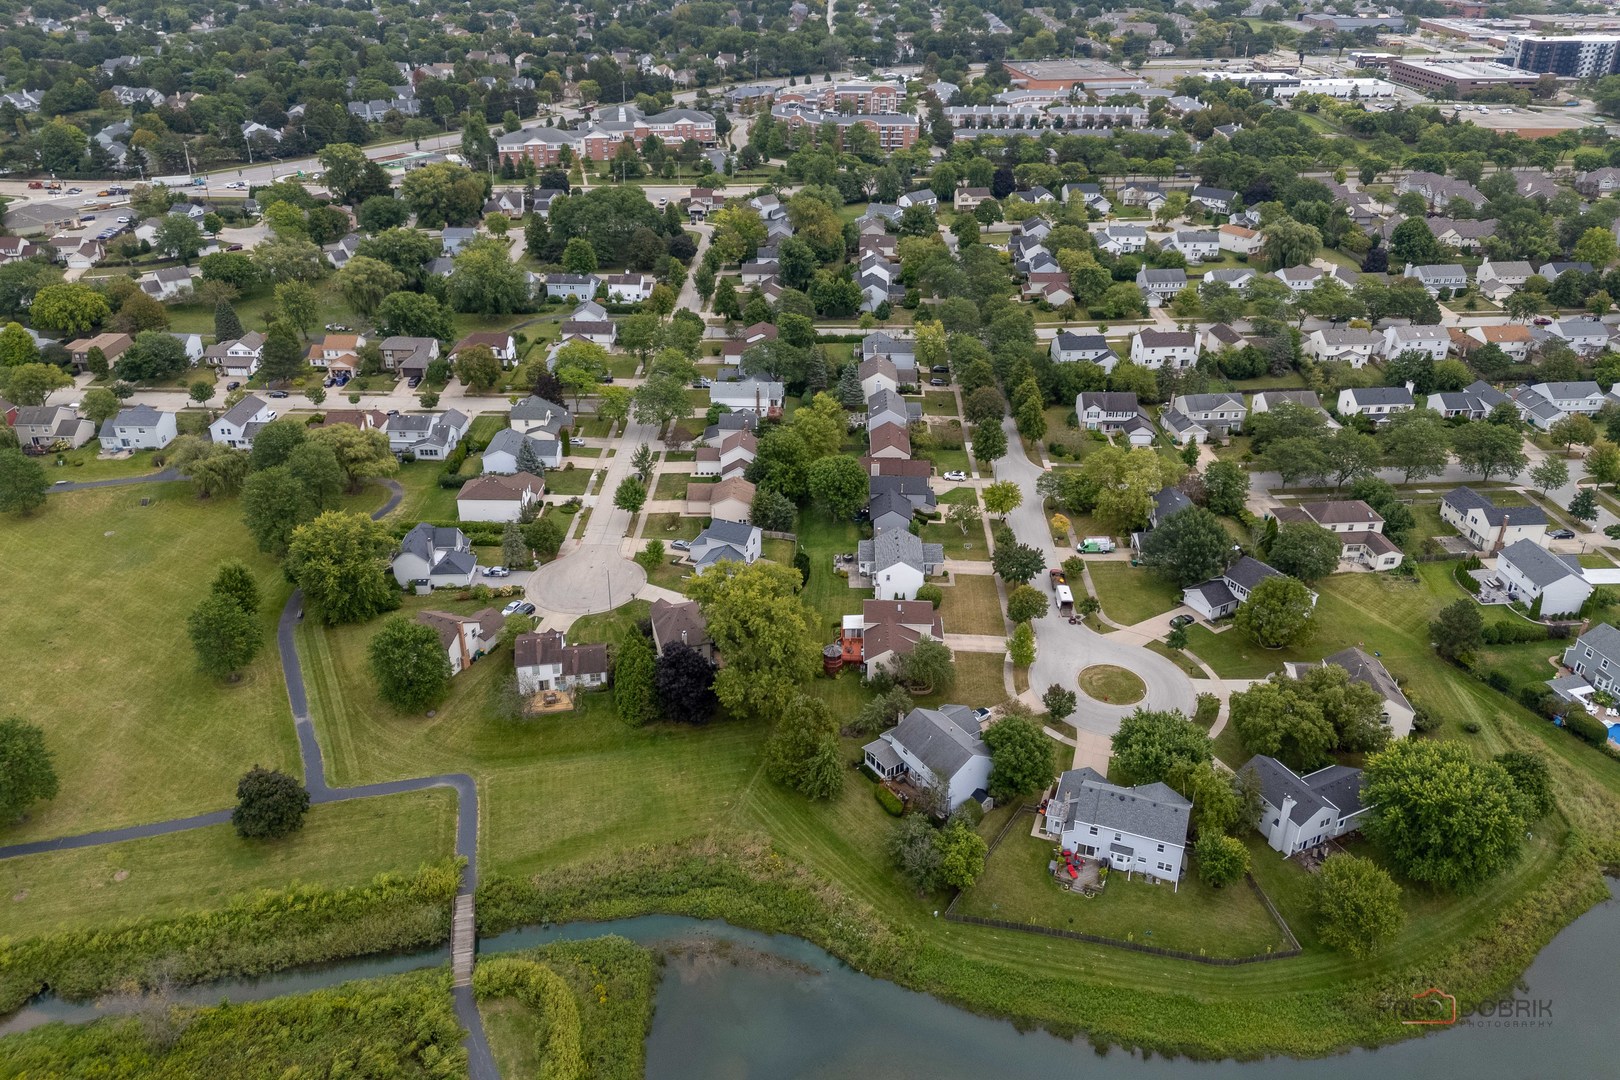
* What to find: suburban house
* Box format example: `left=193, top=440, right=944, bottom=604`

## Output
left=686, top=476, right=755, bottom=522
left=307, top=333, right=364, bottom=374
left=862, top=705, right=992, bottom=812
left=1382, top=325, right=1450, bottom=363
left=1552, top=623, right=1620, bottom=713
left=1183, top=555, right=1294, bottom=622
left=1075, top=392, right=1153, bottom=445
left=858, top=356, right=900, bottom=399
left=711, top=377, right=784, bottom=419
left=1462, top=323, right=1532, bottom=362
left=509, top=396, right=572, bottom=438
left=1240, top=755, right=1371, bottom=856
left=383, top=410, right=470, bottom=459
left=1249, top=389, right=1338, bottom=429
left=1271, top=501, right=1404, bottom=571
left=688, top=518, right=762, bottom=567
left=1040, top=767, right=1191, bottom=884
left=1050, top=331, right=1118, bottom=370
left=137, top=266, right=197, bottom=301
left=380, top=336, right=440, bottom=378
left=1496, top=539, right=1592, bottom=618
left=1129, top=329, right=1197, bottom=370
left=1096, top=224, right=1147, bottom=255
left=840, top=599, right=944, bottom=674
left=1402, top=263, right=1468, bottom=296
left=867, top=425, right=911, bottom=462
left=204, top=332, right=266, bottom=378
left=1217, top=223, right=1262, bottom=255
left=456, top=472, right=544, bottom=523
left=866, top=388, right=921, bottom=432
left=391, top=523, right=479, bottom=588
left=514, top=629, right=610, bottom=695
left=482, top=428, right=561, bottom=474
left=1337, top=386, right=1414, bottom=422
left=1289, top=647, right=1415, bottom=741
left=66, top=332, right=132, bottom=374
left=1169, top=392, right=1246, bottom=438
left=11, top=405, right=95, bottom=450
left=1476, top=259, right=1534, bottom=301
left=96, top=405, right=175, bottom=452
left=1274, top=264, right=1355, bottom=293
left=649, top=598, right=712, bottom=661
left=1134, top=267, right=1187, bottom=306
left=1190, top=185, right=1237, bottom=214
left=603, top=273, right=655, bottom=303
left=1429, top=380, right=1511, bottom=420
left=452, top=331, right=517, bottom=366
left=209, top=394, right=273, bottom=449
left=1511, top=381, right=1606, bottom=433
left=1201, top=323, right=1246, bottom=355
left=416, top=608, right=504, bottom=676
left=858, top=527, right=945, bottom=601
left=1304, top=328, right=1381, bottom=367
left=693, top=428, right=757, bottom=479
left=1167, top=229, right=1219, bottom=263
left=543, top=273, right=599, bottom=301
left=1547, top=317, right=1610, bottom=354
left=1440, top=487, right=1549, bottom=552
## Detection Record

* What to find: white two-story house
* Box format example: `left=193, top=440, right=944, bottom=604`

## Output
left=1240, top=755, right=1371, bottom=857
left=862, top=705, right=992, bottom=812
left=1041, top=767, right=1191, bottom=884
left=1130, top=329, right=1196, bottom=370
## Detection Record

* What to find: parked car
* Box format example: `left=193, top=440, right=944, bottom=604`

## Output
left=930, top=365, right=950, bottom=374
left=972, top=707, right=992, bottom=724
left=26, top=181, right=42, bottom=189
left=225, top=181, right=246, bottom=190
left=269, top=390, right=289, bottom=398
left=115, top=216, right=130, bottom=224
left=514, top=601, right=536, bottom=615
left=671, top=539, right=692, bottom=551
left=943, top=470, right=967, bottom=481
left=407, top=376, right=422, bottom=388
left=1170, top=614, right=1194, bottom=629
left=501, top=600, right=527, bottom=615
left=484, top=567, right=511, bottom=578
left=1550, top=528, right=1576, bottom=540
left=66, top=187, right=82, bottom=195
left=929, top=378, right=947, bottom=386
left=598, top=373, right=614, bottom=382
left=226, top=381, right=241, bottom=390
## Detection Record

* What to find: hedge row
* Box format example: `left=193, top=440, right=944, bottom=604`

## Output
left=473, top=957, right=586, bottom=1080
left=0, top=859, right=463, bottom=1014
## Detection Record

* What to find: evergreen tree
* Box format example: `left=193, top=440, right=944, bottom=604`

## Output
left=214, top=300, right=244, bottom=342
left=835, top=363, right=864, bottom=410
left=613, top=628, right=658, bottom=726
left=516, top=436, right=544, bottom=476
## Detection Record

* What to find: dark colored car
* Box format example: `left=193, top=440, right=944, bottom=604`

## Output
left=1549, top=529, right=1576, bottom=540
left=269, top=390, right=289, bottom=398
left=226, top=381, right=241, bottom=390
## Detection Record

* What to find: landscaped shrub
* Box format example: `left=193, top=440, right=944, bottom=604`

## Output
left=875, top=785, right=904, bottom=816
left=1482, top=621, right=1550, bottom=645
left=1564, top=710, right=1609, bottom=747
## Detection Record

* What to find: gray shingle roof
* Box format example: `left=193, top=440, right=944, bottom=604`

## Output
left=1048, top=767, right=1192, bottom=847
left=1224, top=555, right=1282, bottom=592
left=1240, top=755, right=1365, bottom=826
left=1499, top=539, right=1582, bottom=589
left=1442, top=486, right=1547, bottom=528
left=877, top=705, right=987, bottom=782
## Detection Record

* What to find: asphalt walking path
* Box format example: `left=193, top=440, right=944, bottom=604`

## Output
left=2, top=476, right=498, bottom=1079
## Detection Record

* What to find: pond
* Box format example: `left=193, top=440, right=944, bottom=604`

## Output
left=5, top=881, right=1616, bottom=1079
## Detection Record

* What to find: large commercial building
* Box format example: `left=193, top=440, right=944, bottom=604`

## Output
left=496, top=105, right=716, bottom=166
left=1499, top=34, right=1620, bottom=78
left=774, top=78, right=903, bottom=113
left=1386, top=57, right=1540, bottom=96
left=1000, top=58, right=1147, bottom=95
left=769, top=102, right=919, bottom=150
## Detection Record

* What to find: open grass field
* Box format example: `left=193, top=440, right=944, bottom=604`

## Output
left=920, top=520, right=988, bottom=559
left=0, top=789, right=456, bottom=939
left=0, top=482, right=309, bottom=842
left=39, top=445, right=170, bottom=483
left=1088, top=562, right=1183, bottom=625
left=1079, top=664, right=1146, bottom=705
left=937, top=574, right=1006, bottom=636
left=956, top=833, right=1288, bottom=958
left=543, top=465, right=596, bottom=496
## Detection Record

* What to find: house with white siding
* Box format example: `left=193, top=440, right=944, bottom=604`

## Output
left=1040, top=767, right=1191, bottom=884
left=862, top=705, right=992, bottom=812
left=1240, top=755, right=1371, bottom=856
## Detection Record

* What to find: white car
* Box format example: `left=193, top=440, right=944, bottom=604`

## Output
left=226, top=181, right=246, bottom=190
left=115, top=216, right=130, bottom=224
left=943, top=470, right=967, bottom=481
left=483, top=566, right=511, bottom=578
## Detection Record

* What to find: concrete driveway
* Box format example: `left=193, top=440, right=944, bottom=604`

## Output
left=993, top=418, right=1198, bottom=738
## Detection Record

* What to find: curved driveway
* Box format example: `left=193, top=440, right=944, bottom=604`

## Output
left=993, top=419, right=1196, bottom=736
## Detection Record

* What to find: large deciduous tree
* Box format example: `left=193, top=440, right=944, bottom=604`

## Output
left=1267, top=522, right=1342, bottom=583
left=1362, top=740, right=1527, bottom=892
left=1110, top=708, right=1212, bottom=787
left=0, top=448, right=48, bottom=515
left=982, top=710, right=1057, bottom=802
left=686, top=560, right=818, bottom=719
left=368, top=614, right=453, bottom=712
left=1234, top=575, right=1316, bottom=649
left=187, top=591, right=264, bottom=680
left=284, top=511, right=399, bottom=625
left=1141, top=505, right=1231, bottom=587
left=765, top=694, right=844, bottom=800
left=807, top=454, right=868, bottom=519
left=1312, top=853, right=1405, bottom=957
left=654, top=642, right=720, bottom=725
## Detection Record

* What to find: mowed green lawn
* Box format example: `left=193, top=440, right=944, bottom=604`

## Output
left=937, top=574, right=1006, bottom=636
left=298, top=612, right=769, bottom=879
left=956, top=833, right=1288, bottom=958
left=0, top=483, right=303, bottom=841
left=0, top=789, right=457, bottom=939
left=1088, top=562, right=1184, bottom=625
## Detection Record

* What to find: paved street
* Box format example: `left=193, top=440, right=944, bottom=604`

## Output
left=992, top=418, right=1198, bottom=741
